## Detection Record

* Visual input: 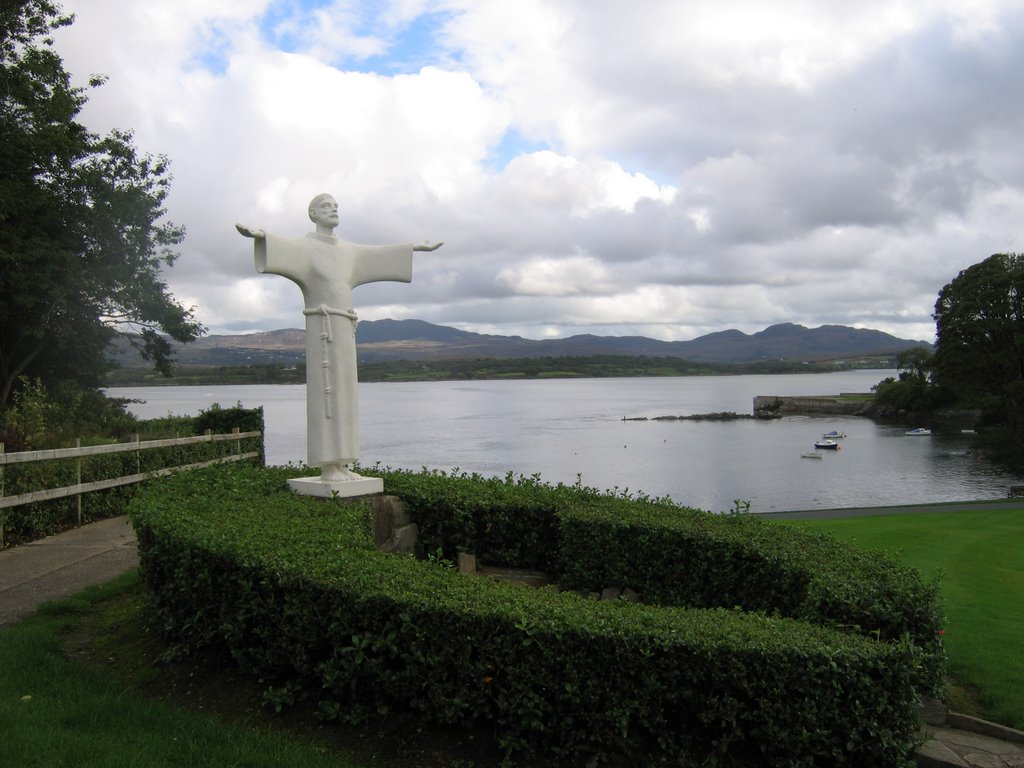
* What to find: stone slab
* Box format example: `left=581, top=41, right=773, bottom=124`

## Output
left=380, top=523, right=418, bottom=555
left=479, top=567, right=551, bottom=587
left=915, top=737, right=969, bottom=768
left=923, top=725, right=1024, bottom=768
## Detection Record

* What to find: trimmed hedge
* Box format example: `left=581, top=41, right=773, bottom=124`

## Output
left=131, top=464, right=943, bottom=767
left=383, top=469, right=943, bottom=674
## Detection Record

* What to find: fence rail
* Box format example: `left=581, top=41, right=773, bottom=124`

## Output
left=0, top=429, right=262, bottom=546
left=0, top=431, right=260, bottom=466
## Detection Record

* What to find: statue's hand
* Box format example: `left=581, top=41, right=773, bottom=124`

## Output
left=235, top=223, right=266, bottom=239
left=413, top=241, right=444, bottom=252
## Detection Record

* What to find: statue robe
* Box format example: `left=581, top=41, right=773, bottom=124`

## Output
left=254, top=232, right=413, bottom=467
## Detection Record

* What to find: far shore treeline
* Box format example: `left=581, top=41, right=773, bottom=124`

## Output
left=102, top=354, right=901, bottom=387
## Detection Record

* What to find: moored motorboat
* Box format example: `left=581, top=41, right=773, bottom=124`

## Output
left=905, top=427, right=932, bottom=436
left=813, top=439, right=841, bottom=450
left=800, top=451, right=824, bottom=459
left=821, top=430, right=847, bottom=439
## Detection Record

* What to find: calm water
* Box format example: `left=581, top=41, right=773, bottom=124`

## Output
left=106, top=371, right=1024, bottom=513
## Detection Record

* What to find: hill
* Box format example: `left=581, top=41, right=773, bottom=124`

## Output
left=108, top=319, right=930, bottom=369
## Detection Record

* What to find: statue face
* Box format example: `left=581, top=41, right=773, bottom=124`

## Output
left=309, top=196, right=340, bottom=229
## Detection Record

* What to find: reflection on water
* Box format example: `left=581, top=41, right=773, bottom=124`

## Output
left=106, top=370, right=1024, bottom=513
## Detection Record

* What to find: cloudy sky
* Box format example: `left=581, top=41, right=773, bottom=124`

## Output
left=53, top=0, right=1024, bottom=343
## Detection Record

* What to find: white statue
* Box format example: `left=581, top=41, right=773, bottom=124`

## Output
left=237, top=193, right=442, bottom=497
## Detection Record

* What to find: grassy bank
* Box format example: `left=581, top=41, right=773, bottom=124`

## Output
left=779, top=507, right=1024, bottom=729
left=0, top=573, right=367, bottom=768
left=1, top=571, right=505, bottom=767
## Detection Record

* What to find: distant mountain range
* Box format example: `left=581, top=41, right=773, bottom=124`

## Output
left=111, top=319, right=931, bottom=368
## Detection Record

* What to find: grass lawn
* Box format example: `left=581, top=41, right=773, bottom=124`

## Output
left=779, top=507, right=1024, bottom=729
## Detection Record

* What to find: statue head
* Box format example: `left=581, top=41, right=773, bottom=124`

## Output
left=308, top=193, right=339, bottom=232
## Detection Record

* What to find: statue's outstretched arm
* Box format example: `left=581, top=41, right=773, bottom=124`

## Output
left=236, top=223, right=266, bottom=239
left=413, top=241, right=444, bottom=252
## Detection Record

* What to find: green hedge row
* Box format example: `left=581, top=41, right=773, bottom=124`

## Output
left=131, top=464, right=943, bottom=766
left=1, top=404, right=263, bottom=545
left=383, top=468, right=943, bottom=666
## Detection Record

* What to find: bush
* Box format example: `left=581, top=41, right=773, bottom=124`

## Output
left=131, top=464, right=943, bottom=767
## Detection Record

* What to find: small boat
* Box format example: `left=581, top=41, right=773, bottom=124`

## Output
left=813, top=439, right=841, bottom=450
left=800, top=451, right=824, bottom=459
left=905, top=428, right=932, bottom=436
left=821, top=430, right=847, bottom=439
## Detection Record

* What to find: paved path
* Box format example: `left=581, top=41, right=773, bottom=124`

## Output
left=0, top=516, right=138, bottom=627
left=2, top=513, right=1023, bottom=766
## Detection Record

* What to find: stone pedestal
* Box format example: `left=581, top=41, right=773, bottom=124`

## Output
left=288, top=475, right=384, bottom=498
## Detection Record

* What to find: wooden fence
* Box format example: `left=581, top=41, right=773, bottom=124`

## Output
left=0, top=429, right=261, bottom=547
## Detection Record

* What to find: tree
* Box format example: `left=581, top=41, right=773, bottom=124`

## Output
left=933, top=253, right=1024, bottom=464
left=0, top=0, right=203, bottom=405
left=933, top=253, right=1024, bottom=403
left=894, top=347, right=934, bottom=382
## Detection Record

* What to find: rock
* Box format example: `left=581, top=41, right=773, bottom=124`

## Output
left=381, top=523, right=418, bottom=555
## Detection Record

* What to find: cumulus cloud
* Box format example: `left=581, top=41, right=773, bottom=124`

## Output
left=51, top=0, right=1024, bottom=345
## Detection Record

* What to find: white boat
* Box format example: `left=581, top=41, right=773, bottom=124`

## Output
left=800, top=451, right=824, bottom=459
left=905, top=428, right=932, bottom=436
left=821, top=430, right=847, bottom=439
left=813, top=439, right=841, bottom=450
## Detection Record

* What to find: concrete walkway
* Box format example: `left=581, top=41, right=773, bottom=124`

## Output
left=0, top=516, right=138, bottom=627
left=1, top=514, right=1023, bottom=767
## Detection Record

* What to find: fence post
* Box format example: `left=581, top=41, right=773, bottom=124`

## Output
left=233, top=427, right=240, bottom=457
left=134, top=433, right=141, bottom=475
left=75, top=437, right=82, bottom=526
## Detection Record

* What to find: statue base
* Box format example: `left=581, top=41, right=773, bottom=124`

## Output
left=287, top=475, right=384, bottom=499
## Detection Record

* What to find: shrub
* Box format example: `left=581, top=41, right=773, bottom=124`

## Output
left=131, top=464, right=943, bottom=766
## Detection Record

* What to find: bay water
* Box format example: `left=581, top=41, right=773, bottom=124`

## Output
left=106, top=370, right=1024, bottom=513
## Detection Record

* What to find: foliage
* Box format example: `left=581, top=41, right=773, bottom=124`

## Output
left=933, top=253, right=1024, bottom=403
left=131, top=463, right=944, bottom=767
left=933, top=253, right=1024, bottom=464
left=356, top=354, right=887, bottom=382
left=192, top=401, right=266, bottom=465
left=0, top=0, right=203, bottom=405
left=105, top=363, right=306, bottom=387
left=0, top=377, right=58, bottom=450
left=0, top=377, right=141, bottom=450
left=870, top=349, right=954, bottom=416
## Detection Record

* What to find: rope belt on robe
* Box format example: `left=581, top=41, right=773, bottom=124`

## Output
left=302, top=304, right=358, bottom=420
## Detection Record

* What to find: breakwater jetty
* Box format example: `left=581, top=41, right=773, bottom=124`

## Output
left=753, top=394, right=875, bottom=418
left=624, top=394, right=877, bottom=422
left=622, top=411, right=764, bottom=422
